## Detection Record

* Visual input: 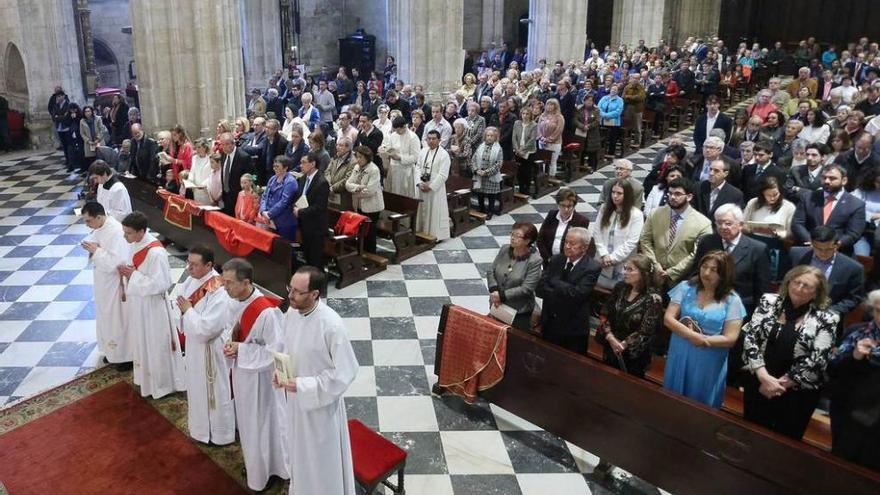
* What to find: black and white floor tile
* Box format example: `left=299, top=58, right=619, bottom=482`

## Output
left=0, top=125, right=704, bottom=493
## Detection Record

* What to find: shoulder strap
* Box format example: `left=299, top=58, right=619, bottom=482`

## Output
left=237, top=295, right=283, bottom=342
left=132, top=240, right=164, bottom=269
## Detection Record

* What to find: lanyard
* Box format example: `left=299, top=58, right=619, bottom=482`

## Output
left=422, top=147, right=439, bottom=178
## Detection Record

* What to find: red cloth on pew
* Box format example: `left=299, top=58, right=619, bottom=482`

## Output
left=348, top=419, right=406, bottom=485
left=203, top=210, right=277, bottom=257
left=437, top=305, right=508, bottom=403
left=156, top=189, right=203, bottom=230
left=334, top=211, right=369, bottom=236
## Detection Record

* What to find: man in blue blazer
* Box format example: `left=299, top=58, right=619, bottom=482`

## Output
left=791, top=163, right=866, bottom=254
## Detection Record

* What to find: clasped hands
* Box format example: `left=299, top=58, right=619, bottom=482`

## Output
left=757, top=367, right=792, bottom=399
left=272, top=371, right=297, bottom=392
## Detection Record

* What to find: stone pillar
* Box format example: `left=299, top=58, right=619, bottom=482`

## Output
left=280, top=0, right=295, bottom=67
left=75, top=0, right=98, bottom=94
left=130, top=0, right=246, bottom=137
left=240, top=0, right=283, bottom=90
left=611, top=0, right=667, bottom=50
left=387, top=0, right=464, bottom=98
left=481, top=0, right=505, bottom=49
left=526, top=0, right=588, bottom=70
left=668, top=0, right=722, bottom=48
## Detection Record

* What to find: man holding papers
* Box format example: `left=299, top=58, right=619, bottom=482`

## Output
left=221, top=258, right=289, bottom=491
left=275, top=266, right=359, bottom=495
left=294, top=152, right=330, bottom=270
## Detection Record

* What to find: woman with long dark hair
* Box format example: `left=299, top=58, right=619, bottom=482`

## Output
left=590, top=179, right=643, bottom=289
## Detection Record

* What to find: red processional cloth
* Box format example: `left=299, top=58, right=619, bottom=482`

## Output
left=157, top=189, right=202, bottom=230
left=437, top=305, right=508, bottom=404
left=334, top=210, right=369, bottom=236
left=203, top=210, right=277, bottom=257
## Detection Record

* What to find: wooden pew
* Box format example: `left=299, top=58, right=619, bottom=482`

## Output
left=324, top=208, right=387, bottom=289
left=120, top=176, right=293, bottom=297
left=433, top=305, right=880, bottom=495
left=445, top=174, right=483, bottom=237
left=499, top=160, right=528, bottom=212
left=376, top=191, right=434, bottom=262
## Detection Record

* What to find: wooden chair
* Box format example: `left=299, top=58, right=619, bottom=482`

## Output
left=324, top=208, right=387, bottom=289
left=377, top=191, right=432, bottom=262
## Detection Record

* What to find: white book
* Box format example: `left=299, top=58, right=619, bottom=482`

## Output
left=489, top=303, right=517, bottom=325
left=272, top=350, right=295, bottom=384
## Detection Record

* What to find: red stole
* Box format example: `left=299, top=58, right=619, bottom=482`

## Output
left=233, top=295, right=283, bottom=343
left=132, top=240, right=164, bottom=269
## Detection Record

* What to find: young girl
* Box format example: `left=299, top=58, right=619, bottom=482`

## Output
left=235, top=174, right=261, bottom=224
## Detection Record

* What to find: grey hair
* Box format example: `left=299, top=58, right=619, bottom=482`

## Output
left=613, top=158, right=633, bottom=170
left=221, top=258, right=253, bottom=283
left=739, top=140, right=755, bottom=151
left=708, top=128, right=728, bottom=141
left=704, top=136, right=724, bottom=149
left=714, top=203, right=745, bottom=222
left=267, top=88, right=278, bottom=97
left=791, top=138, right=808, bottom=153
left=867, top=289, right=880, bottom=306
left=566, top=226, right=592, bottom=248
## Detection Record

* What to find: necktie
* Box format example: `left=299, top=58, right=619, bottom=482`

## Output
left=304, top=176, right=312, bottom=195
left=223, top=155, right=232, bottom=192
left=710, top=188, right=719, bottom=210
left=669, top=212, right=680, bottom=245
left=562, top=260, right=574, bottom=280
left=724, top=241, right=733, bottom=253
left=823, top=194, right=835, bottom=224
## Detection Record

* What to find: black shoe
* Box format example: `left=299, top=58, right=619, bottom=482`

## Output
left=102, top=357, right=110, bottom=365
left=486, top=213, right=493, bottom=221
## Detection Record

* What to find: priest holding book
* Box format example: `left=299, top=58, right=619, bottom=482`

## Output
left=275, top=266, right=359, bottom=495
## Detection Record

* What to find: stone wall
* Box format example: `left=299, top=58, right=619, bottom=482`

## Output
left=90, top=0, right=134, bottom=89
left=343, top=0, right=388, bottom=74
left=297, top=0, right=344, bottom=72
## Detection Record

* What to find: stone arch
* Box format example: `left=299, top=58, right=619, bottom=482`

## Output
left=93, top=37, right=121, bottom=88
left=4, top=42, right=29, bottom=111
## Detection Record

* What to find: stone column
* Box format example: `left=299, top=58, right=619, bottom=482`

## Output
left=611, top=0, right=667, bottom=50
left=526, top=0, right=587, bottom=70
left=75, top=0, right=98, bottom=94
left=279, top=0, right=295, bottom=67
left=481, top=0, right=505, bottom=49
left=387, top=0, right=464, bottom=99
left=239, top=0, right=283, bottom=90
left=130, top=0, right=246, bottom=137
left=668, top=0, right=722, bottom=48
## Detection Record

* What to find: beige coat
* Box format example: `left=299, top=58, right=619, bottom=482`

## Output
left=639, top=205, right=712, bottom=283
left=345, top=162, right=384, bottom=213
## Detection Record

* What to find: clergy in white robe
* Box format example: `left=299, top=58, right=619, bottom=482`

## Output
left=175, top=246, right=235, bottom=446
left=80, top=202, right=131, bottom=364
left=276, top=267, right=358, bottom=495
left=119, top=212, right=186, bottom=399
left=379, top=119, right=420, bottom=198
left=221, top=258, right=290, bottom=491
left=414, top=131, right=451, bottom=240
left=91, top=162, right=132, bottom=222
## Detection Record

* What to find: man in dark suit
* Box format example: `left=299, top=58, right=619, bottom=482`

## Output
left=692, top=96, right=732, bottom=152
left=219, top=132, right=252, bottom=216
left=356, top=114, right=385, bottom=178
left=242, top=117, right=268, bottom=161
left=834, top=134, right=880, bottom=190
left=361, top=88, right=383, bottom=120
left=740, top=141, right=787, bottom=202
left=792, top=163, right=866, bottom=253
left=785, top=142, right=826, bottom=201
left=790, top=226, right=865, bottom=335
left=695, top=61, right=720, bottom=105
left=535, top=227, right=601, bottom=355
left=688, top=136, right=742, bottom=190
left=695, top=159, right=743, bottom=222
left=129, top=123, right=159, bottom=183
left=294, top=152, right=330, bottom=270
left=258, top=119, right=288, bottom=186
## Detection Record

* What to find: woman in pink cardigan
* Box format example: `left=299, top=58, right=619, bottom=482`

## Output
left=538, top=98, right=565, bottom=178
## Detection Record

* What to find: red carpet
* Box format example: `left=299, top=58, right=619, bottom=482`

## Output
left=0, top=382, right=246, bottom=495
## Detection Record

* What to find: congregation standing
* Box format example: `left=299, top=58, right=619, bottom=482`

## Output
left=68, top=32, right=880, bottom=491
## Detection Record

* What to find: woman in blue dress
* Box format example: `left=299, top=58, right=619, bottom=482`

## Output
left=258, top=155, right=299, bottom=242
left=663, top=250, right=745, bottom=408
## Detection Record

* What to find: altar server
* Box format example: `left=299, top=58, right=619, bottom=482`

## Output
left=175, top=244, right=235, bottom=445
left=415, top=129, right=451, bottom=240
left=276, top=266, right=358, bottom=495
left=119, top=212, right=186, bottom=399
left=80, top=201, right=131, bottom=366
left=221, top=258, right=289, bottom=491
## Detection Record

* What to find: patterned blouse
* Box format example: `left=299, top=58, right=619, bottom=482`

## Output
left=742, top=293, right=838, bottom=390
left=831, top=321, right=880, bottom=366
left=598, top=282, right=663, bottom=359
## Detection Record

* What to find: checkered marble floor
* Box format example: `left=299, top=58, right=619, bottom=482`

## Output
left=0, top=134, right=694, bottom=494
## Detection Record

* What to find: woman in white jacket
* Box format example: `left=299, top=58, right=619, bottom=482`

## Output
left=590, top=179, right=644, bottom=289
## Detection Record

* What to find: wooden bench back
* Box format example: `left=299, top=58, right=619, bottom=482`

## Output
left=381, top=191, right=421, bottom=216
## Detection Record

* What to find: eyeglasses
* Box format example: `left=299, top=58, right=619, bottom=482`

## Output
left=667, top=191, right=688, bottom=198
left=790, top=280, right=817, bottom=291
left=286, top=285, right=314, bottom=296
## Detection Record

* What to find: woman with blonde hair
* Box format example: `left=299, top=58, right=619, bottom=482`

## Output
left=457, top=73, right=477, bottom=100
left=741, top=264, right=837, bottom=439
left=538, top=98, right=565, bottom=177
left=235, top=173, right=261, bottom=224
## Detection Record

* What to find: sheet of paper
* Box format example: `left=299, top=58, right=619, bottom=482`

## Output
left=746, top=221, right=784, bottom=231
left=74, top=207, right=83, bottom=216
left=295, top=194, right=309, bottom=209
left=199, top=205, right=222, bottom=211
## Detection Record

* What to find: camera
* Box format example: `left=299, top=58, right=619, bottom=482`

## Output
left=420, top=173, right=431, bottom=183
